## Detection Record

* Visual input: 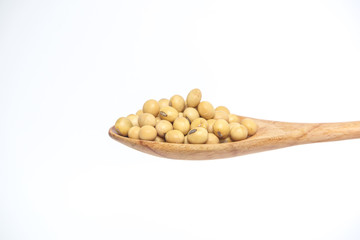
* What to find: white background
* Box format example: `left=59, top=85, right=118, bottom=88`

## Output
left=1, top=0, right=360, bottom=239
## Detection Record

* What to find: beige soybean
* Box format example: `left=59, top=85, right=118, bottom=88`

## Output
left=165, top=130, right=185, bottom=143
left=158, top=98, right=170, bottom=109
left=127, top=114, right=139, bottom=127
left=155, top=120, right=173, bottom=138
left=143, top=99, right=160, bottom=117
left=138, top=113, right=156, bottom=127
left=159, top=106, right=179, bottom=122
left=206, top=133, right=219, bottom=144
left=115, top=88, right=255, bottom=144
left=139, top=126, right=157, bottom=141
left=186, top=88, right=202, bottom=108
left=213, top=119, right=230, bottom=139
left=229, top=122, right=241, bottom=130
left=213, top=111, right=229, bottom=122
left=207, top=119, right=216, bottom=133
left=155, top=136, right=165, bottom=142
left=220, top=136, right=232, bottom=143
left=229, top=114, right=241, bottom=123
left=215, top=106, right=230, bottom=114
left=183, top=107, right=199, bottom=123
left=187, top=127, right=208, bottom=144
left=197, top=101, right=215, bottom=120
left=115, top=117, right=133, bottom=136
left=230, top=125, right=248, bottom=141
left=136, top=109, right=143, bottom=116
left=241, top=118, right=258, bottom=136
left=173, top=117, right=190, bottom=135
left=190, top=117, right=208, bottom=129
left=169, top=95, right=185, bottom=112
left=128, top=126, right=140, bottom=139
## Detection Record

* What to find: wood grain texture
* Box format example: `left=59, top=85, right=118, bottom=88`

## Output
left=108, top=116, right=360, bottom=160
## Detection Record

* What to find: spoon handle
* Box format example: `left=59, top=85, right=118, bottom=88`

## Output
left=295, top=121, right=360, bottom=144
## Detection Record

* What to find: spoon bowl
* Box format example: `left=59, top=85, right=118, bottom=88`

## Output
left=109, top=116, right=360, bottom=160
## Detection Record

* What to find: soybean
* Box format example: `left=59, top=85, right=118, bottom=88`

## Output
left=207, top=119, right=216, bottom=133
left=229, top=122, right=241, bottom=130
left=228, top=114, right=240, bottom=123
left=114, top=88, right=257, bottom=144
left=186, top=88, right=202, bottom=107
left=159, top=106, right=179, bottom=122
left=241, top=118, right=258, bottom=136
left=156, top=120, right=173, bottom=138
left=213, top=111, right=229, bottom=122
left=170, top=95, right=185, bottom=112
left=165, top=130, right=185, bottom=143
left=213, top=119, right=230, bottom=139
left=230, top=125, right=248, bottom=141
left=187, top=127, right=208, bottom=144
left=183, top=107, right=200, bottom=123
left=197, top=101, right=215, bottom=120
left=190, top=117, right=208, bottom=129
left=215, top=106, right=230, bottom=114
left=138, top=113, right=156, bottom=127
left=143, top=99, right=160, bottom=117
left=127, top=114, right=139, bottom=127
left=139, top=126, right=157, bottom=141
left=158, top=98, right=170, bottom=109
left=128, top=126, right=140, bottom=139
left=155, top=136, right=165, bottom=142
left=206, top=133, right=219, bottom=144
left=115, top=117, right=133, bottom=136
left=173, top=117, right=190, bottom=135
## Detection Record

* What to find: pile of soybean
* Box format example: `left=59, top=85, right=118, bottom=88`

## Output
left=114, top=89, right=258, bottom=144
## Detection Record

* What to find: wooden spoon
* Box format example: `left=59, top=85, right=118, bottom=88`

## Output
left=108, top=116, right=360, bottom=160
